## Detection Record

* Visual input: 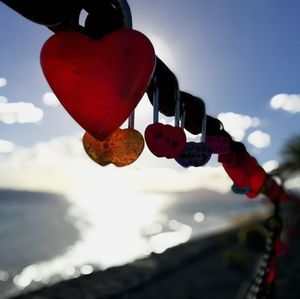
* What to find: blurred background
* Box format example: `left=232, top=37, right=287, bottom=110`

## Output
left=0, top=1, right=300, bottom=298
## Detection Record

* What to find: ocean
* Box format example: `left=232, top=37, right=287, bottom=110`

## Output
left=0, top=188, right=269, bottom=299
left=0, top=190, right=79, bottom=298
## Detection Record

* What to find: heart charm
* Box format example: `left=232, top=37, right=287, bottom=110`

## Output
left=41, top=29, right=156, bottom=140
left=175, top=142, right=212, bottom=167
left=83, top=128, right=144, bottom=167
left=145, top=123, right=186, bottom=158
left=221, top=154, right=258, bottom=188
left=82, top=132, right=114, bottom=167
left=206, top=136, right=230, bottom=154
left=109, top=128, right=145, bottom=167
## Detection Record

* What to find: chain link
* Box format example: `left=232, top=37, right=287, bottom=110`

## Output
left=243, top=201, right=282, bottom=299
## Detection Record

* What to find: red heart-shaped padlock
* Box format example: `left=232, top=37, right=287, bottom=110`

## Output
left=110, top=128, right=144, bottom=167
left=145, top=123, right=186, bottom=158
left=83, top=131, right=113, bottom=166
left=41, top=29, right=156, bottom=140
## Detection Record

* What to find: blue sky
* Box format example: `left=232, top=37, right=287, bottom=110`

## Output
left=2, top=1, right=300, bottom=286
left=0, top=0, right=300, bottom=194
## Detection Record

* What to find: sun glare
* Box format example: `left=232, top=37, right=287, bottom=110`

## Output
left=12, top=189, right=174, bottom=290
left=148, top=35, right=176, bottom=70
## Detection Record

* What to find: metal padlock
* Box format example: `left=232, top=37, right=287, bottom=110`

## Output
left=145, top=77, right=186, bottom=158
left=175, top=99, right=212, bottom=167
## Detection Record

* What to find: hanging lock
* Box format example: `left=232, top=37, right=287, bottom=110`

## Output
left=175, top=100, right=212, bottom=167
left=82, top=0, right=133, bottom=39
left=205, top=122, right=231, bottom=154
left=83, top=111, right=144, bottom=167
left=146, top=58, right=179, bottom=117
left=145, top=77, right=186, bottom=158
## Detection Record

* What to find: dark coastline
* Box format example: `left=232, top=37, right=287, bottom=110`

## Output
left=2, top=189, right=300, bottom=299
left=9, top=215, right=300, bottom=299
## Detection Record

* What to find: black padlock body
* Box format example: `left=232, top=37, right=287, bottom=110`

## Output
left=83, top=0, right=127, bottom=39
left=147, top=57, right=178, bottom=117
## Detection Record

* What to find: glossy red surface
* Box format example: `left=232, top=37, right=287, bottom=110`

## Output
left=145, top=123, right=186, bottom=158
left=41, top=29, right=156, bottom=140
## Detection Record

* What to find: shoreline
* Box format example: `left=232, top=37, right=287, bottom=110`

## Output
left=9, top=218, right=271, bottom=299
left=1, top=189, right=274, bottom=299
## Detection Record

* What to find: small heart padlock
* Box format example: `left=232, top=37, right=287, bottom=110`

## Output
left=145, top=77, right=186, bottom=159
left=205, top=121, right=231, bottom=154
left=83, top=111, right=144, bottom=167
left=175, top=99, right=212, bottom=167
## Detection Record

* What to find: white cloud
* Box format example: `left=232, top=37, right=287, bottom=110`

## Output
left=0, top=133, right=232, bottom=195
left=217, top=112, right=260, bottom=141
left=285, top=176, right=300, bottom=191
left=147, top=34, right=176, bottom=70
left=270, top=93, right=300, bottom=113
left=0, top=77, right=7, bottom=88
left=0, top=101, right=43, bottom=124
left=0, top=134, right=85, bottom=193
left=43, top=92, right=60, bottom=107
left=0, top=140, right=15, bottom=153
left=129, top=166, right=232, bottom=194
left=262, top=160, right=279, bottom=173
left=247, top=130, right=271, bottom=148
left=0, top=96, right=7, bottom=103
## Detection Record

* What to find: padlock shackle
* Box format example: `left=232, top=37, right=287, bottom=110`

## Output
left=201, top=104, right=207, bottom=142
left=174, top=84, right=181, bottom=128
left=152, top=76, right=160, bottom=123
left=151, top=76, right=182, bottom=128
left=112, top=0, right=132, bottom=28
left=180, top=98, right=207, bottom=143
left=128, top=110, right=135, bottom=129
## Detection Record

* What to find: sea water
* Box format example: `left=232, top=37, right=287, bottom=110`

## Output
left=0, top=190, right=79, bottom=298
left=0, top=188, right=269, bottom=299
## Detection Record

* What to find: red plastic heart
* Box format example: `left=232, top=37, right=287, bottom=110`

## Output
left=246, top=166, right=266, bottom=198
left=145, top=123, right=186, bottom=158
left=41, top=29, right=156, bottom=140
left=218, top=152, right=237, bottom=166
left=222, top=153, right=259, bottom=189
left=83, top=128, right=144, bottom=167
left=220, top=153, right=266, bottom=198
